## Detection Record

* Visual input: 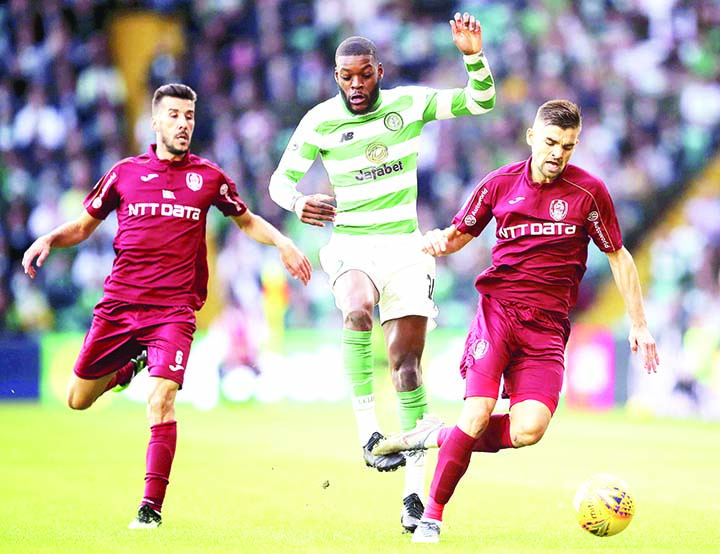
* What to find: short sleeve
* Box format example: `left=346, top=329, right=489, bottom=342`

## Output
left=84, top=167, right=120, bottom=219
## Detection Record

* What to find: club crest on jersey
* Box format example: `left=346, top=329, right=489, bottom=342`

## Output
left=471, top=339, right=489, bottom=360
left=549, top=199, right=568, bottom=221
left=365, top=143, right=389, bottom=163
left=384, top=112, right=403, bottom=131
left=186, top=172, right=203, bottom=192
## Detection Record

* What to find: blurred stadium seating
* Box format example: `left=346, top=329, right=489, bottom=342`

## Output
left=1, top=1, right=718, bottom=415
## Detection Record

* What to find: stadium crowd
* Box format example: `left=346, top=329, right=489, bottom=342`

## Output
left=1, top=1, right=719, bottom=411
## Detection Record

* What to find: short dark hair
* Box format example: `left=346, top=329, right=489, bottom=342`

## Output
left=535, top=99, right=582, bottom=129
left=335, top=36, right=378, bottom=62
left=152, top=83, right=197, bottom=111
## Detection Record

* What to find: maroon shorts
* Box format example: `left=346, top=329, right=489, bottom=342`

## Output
left=73, top=298, right=196, bottom=387
left=460, top=294, right=571, bottom=414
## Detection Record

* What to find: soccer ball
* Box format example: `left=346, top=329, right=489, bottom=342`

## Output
left=573, top=474, right=635, bottom=537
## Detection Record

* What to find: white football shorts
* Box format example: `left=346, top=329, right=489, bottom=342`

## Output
left=319, top=231, right=439, bottom=325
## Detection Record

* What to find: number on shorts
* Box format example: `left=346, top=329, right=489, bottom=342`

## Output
left=175, top=350, right=184, bottom=365
left=427, top=274, right=435, bottom=300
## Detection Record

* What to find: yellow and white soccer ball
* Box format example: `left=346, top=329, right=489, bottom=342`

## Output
left=573, top=474, right=635, bottom=537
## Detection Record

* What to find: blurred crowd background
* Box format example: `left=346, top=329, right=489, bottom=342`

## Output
left=1, top=1, right=719, bottom=416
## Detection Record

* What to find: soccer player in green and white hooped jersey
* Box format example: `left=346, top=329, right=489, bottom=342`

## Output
left=269, top=12, right=495, bottom=532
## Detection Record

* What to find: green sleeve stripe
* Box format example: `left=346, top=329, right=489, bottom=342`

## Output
left=334, top=219, right=418, bottom=235
left=299, top=142, right=319, bottom=159
left=423, top=94, right=438, bottom=122
left=470, top=75, right=495, bottom=91
left=338, top=186, right=416, bottom=212
left=465, top=59, right=487, bottom=72
left=283, top=169, right=305, bottom=184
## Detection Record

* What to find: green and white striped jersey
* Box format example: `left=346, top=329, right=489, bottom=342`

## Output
left=269, top=51, right=495, bottom=236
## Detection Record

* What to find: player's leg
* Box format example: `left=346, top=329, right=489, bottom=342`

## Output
left=383, top=315, right=430, bottom=532
left=129, top=307, right=194, bottom=529
left=67, top=303, right=143, bottom=409
left=413, top=294, right=511, bottom=543
left=378, top=251, right=438, bottom=531
left=414, top=395, right=496, bottom=543
left=333, top=269, right=406, bottom=471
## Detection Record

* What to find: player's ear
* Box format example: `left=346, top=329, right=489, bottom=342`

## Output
left=525, top=127, right=533, bottom=146
left=377, top=62, right=384, bottom=81
left=151, top=114, right=158, bottom=132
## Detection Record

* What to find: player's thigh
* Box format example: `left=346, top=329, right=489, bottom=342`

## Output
left=504, top=312, right=568, bottom=415
left=462, top=295, right=513, bottom=399
left=378, top=254, right=437, bottom=324
left=138, top=306, right=196, bottom=388
left=73, top=311, right=142, bottom=380
left=334, top=270, right=379, bottom=314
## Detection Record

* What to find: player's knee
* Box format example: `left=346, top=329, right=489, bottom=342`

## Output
left=344, top=308, right=373, bottom=331
left=66, top=391, right=92, bottom=410
left=511, top=419, right=548, bottom=447
left=392, top=363, right=421, bottom=391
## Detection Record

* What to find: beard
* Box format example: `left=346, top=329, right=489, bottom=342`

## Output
left=339, top=83, right=381, bottom=115
left=163, top=136, right=190, bottom=157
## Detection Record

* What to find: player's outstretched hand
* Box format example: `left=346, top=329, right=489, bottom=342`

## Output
left=277, top=239, right=312, bottom=285
left=422, top=228, right=450, bottom=257
left=22, top=238, right=51, bottom=279
left=629, top=324, right=659, bottom=374
left=294, top=194, right=336, bottom=227
left=450, top=12, right=483, bottom=55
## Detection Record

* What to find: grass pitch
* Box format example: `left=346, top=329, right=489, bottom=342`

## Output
left=1, top=396, right=719, bottom=553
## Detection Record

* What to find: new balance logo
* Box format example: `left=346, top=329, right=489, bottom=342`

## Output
left=141, top=173, right=159, bottom=182
left=340, top=132, right=354, bottom=142
left=508, top=196, right=526, bottom=205
left=162, top=190, right=176, bottom=200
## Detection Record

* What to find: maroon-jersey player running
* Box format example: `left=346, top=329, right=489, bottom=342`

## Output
left=22, top=83, right=312, bottom=529
left=372, top=99, right=659, bottom=543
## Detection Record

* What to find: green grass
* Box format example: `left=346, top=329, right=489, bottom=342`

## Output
left=1, top=397, right=719, bottom=553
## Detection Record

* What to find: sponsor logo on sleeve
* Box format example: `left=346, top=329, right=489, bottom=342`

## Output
left=587, top=211, right=599, bottom=221
left=186, top=172, right=203, bottom=191
left=464, top=215, right=477, bottom=226
left=220, top=183, right=229, bottom=196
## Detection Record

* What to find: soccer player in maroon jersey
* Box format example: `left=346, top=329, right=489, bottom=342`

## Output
left=22, top=83, right=312, bottom=529
left=371, top=99, right=660, bottom=543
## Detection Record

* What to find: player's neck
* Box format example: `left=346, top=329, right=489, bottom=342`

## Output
left=155, top=143, right=187, bottom=162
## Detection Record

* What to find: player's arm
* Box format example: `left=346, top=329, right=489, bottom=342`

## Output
left=230, top=210, right=312, bottom=285
left=422, top=12, right=495, bottom=123
left=22, top=210, right=102, bottom=279
left=268, top=113, right=336, bottom=228
left=606, top=247, right=659, bottom=373
left=422, top=225, right=474, bottom=257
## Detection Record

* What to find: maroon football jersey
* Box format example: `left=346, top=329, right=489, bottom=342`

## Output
left=84, top=144, right=247, bottom=310
left=453, top=158, right=623, bottom=315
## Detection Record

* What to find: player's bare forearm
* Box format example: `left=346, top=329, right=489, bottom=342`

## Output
left=232, top=211, right=312, bottom=285
left=294, top=194, right=336, bottom=227
left=450, top=12, right=483, bottom=55
left=22, top=212, right=102, bottom=279
left=606, top=247, right=659, bottom=373
left=422, top=225, right=473, bottom=257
